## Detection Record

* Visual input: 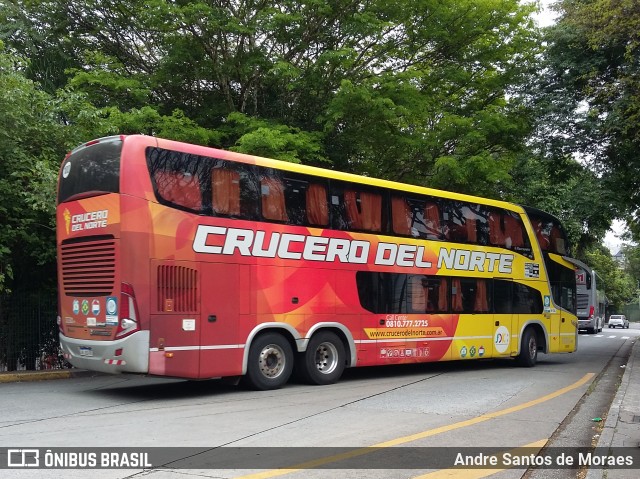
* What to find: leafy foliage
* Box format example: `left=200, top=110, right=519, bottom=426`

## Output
left=538, top=0, right=640, bottom=234
left=2, top=0, right=541, bottom=188
left=0, top=0, right=638, bottom=300
left=0, top=44, right=64, bottom=291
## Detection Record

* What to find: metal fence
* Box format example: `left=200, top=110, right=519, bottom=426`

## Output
left=0, top=293, right=69, bottom=372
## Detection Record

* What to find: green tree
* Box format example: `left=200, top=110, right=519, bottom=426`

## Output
left=0, top=43, right=64, bottom=292
left=537, top=0, right=640, bottom=235
left=622, top=244, right=640, bottom=287
left=3, top=0, right=543, bottom=189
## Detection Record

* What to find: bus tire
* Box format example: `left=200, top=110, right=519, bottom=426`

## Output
left=300, top=331, right=346, bottom=385
left=244, top=332, right=293, bottom=390
left=517, top=328, right=537, bottom=367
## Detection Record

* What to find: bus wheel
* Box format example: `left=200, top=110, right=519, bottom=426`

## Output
left=517, top=328, right=537, bottom=367
left=301, top=331, right=346, bottom=385
left=244, top=333, right=293, bottom=390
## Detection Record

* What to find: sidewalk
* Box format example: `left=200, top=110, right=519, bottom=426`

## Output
left=586, top=336, right=640, bottom=479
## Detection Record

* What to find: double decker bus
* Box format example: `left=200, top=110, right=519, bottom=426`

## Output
left=56, top=135, right=578, bottom=390
left=572, top=260, right=606, bottom=334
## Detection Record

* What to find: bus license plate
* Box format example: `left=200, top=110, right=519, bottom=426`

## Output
left=79, top=347, right=93, bottom=357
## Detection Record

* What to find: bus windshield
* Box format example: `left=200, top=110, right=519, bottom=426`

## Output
left=58, top=137, right=122, bottom=204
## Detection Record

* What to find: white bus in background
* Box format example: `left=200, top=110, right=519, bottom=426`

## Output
left=574, top=260, right=606, bottom=334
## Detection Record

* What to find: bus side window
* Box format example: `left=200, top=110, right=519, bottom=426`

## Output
left=474, top=205, right=490, bottom=245
left=452, top=278, right=489, bottom=313
left=489, top=211, right=505, bottom=247
left=493, top=280, right=513, bottom=314
left=437, top=278, right=449, bottom=311
left=423, top=202, right=441, bottom=239
left=212, top=168, right=240, bottom=216
left=425, top=277, right=448, bottom=312
left=261, top=176, right=288, bottom=222
left=504, top=213, right=525, bottom=248
left=452, top=278, right=463, bottom=312
left=356, top=272, right=452, bottom=314
left=474, top=279, right=490, bottom=312
left=531, top=219, right=550, bottom=250
left=391, top=196, right=412, bottom=236
left=445, top=201, right=479, bottom=243
left=306, top=183, right=329, bottom=226
left=513, top=283, right=543, bottom=314
left=344, top=190, right=382, bottom=232
left=409, top=276, right=427, bottom=313
left=550, top=225, right=566, bottom=254
left=154, top=170, right=202, bottom=211
left=463, top=206, right=478, bottom=243
left=397, top=197, right=442, bottom=239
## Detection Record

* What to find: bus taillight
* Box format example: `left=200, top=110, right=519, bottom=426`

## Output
left=589, top=305, right=595, bottom=319
left=116, top=282, right=140, bottom=339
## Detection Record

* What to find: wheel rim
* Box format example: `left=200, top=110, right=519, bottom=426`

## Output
left=314, top=341, right=339, bottom=375
left=528, top=336, right=537, bottom=360
left=258, top=344, right=286, bottom=379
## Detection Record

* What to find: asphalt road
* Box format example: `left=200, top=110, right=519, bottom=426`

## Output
left=2, top=325, right=638, bottom=479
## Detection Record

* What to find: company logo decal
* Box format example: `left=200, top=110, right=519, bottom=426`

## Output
left=192, top=225, right=514, bottom=273
left=68, top=210, right=109, bottom=232
left=494, top=325, right=510, bottom=353
left=63, top=209, right=71, bottom=235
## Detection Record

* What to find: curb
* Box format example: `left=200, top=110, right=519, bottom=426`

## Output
left=585, top=338, right=639, bottom=479
left=0, top=369, right=100, bottom=383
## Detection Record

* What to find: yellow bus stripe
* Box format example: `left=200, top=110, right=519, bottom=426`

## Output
left=233, top=373, right=594, bottom=479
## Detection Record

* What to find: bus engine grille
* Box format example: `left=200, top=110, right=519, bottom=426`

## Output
left=157, top=265, right=199, bottom=313
left=61, top=236, right=116, bottom=296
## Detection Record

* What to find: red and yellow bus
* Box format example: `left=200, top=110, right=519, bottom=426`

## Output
left=56, top=135, right=578, bottom=390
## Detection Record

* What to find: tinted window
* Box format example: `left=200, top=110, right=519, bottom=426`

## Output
left=525, top=208, right=571, bottom=256
left=545, top=256, right=577, bottom=314
left=258, top=171, right=329, bottom=226
left=494, top=280, right=543, bottom=314
left=331, top=183, right=385, bottom=233
left=389, top=194, right=532, bottom=257
left=443, top=202, right=477, bottom=243
left=210, top=162, right=260, bottom=219
left=486, top=208, right=531, bottom=256
left=58, top=137, right=122, bottom=204
left=147, top=148, right=207, bottom=213
left=356, top=272, right=409, bottom=314
left=451, top=277, right=491, bottom=313
left=391, top=196, right=444, bottom=240
left=357, top=273, right=496, bottom=315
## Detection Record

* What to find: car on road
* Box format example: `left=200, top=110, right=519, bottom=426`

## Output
left=608, top=314, right=629, bottom=329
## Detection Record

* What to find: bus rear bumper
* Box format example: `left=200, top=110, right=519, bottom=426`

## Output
left=59, top=331, right=150, bottom=374
left=578, top=319, right=596, bottom=330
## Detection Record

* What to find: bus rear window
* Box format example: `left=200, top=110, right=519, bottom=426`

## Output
left=58, top=137, right=122, bottom=204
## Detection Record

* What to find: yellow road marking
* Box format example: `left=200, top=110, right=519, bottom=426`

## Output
left=412, top=439, right=548, bottom=479
left=235, top=373, right=594, bottom=479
